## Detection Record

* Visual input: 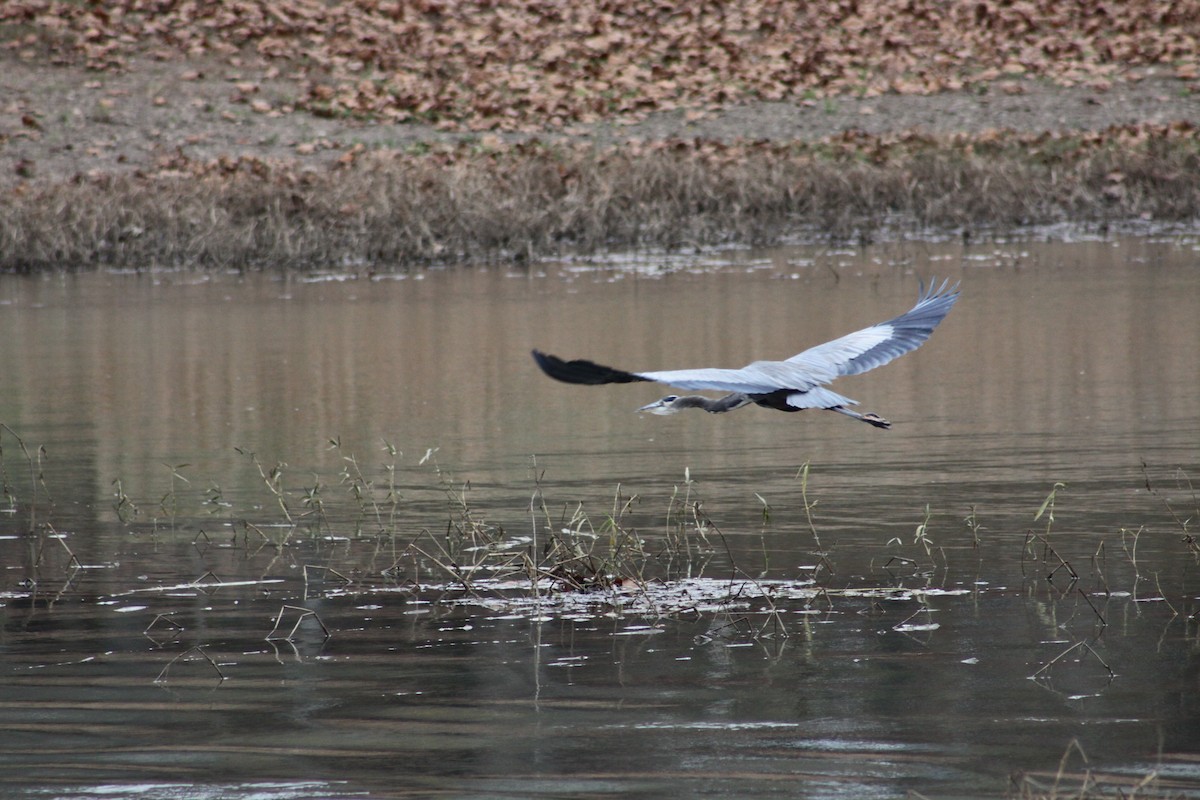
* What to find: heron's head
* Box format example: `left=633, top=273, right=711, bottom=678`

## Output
left=637, top=395, right=683, bottom=415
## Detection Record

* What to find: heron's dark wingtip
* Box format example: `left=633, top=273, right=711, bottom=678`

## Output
left=531, top=349, right=568, bottom=378
left=531, top=349, right=649, bottom=386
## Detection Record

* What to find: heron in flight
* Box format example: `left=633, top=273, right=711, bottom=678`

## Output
left=531, top=278, right=960, bottom=429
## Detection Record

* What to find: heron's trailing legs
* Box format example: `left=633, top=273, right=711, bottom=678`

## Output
left=828, top=406, right=891, bottom=429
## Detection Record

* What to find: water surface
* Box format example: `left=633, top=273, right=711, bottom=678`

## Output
left=2, top=236, right=1199, bottom=798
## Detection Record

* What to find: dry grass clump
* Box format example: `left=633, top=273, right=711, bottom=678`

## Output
left=2, top=123, right=1198, bottom=271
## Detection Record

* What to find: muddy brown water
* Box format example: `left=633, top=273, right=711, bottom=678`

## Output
left=2, top=235, right=1200, bottom=799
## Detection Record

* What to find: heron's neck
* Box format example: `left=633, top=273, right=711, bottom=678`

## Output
left=677, top=393, right=751, bottom=413
left=669, top=395, right=711, bottom=411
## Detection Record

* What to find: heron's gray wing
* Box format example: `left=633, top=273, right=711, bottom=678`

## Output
left=533, top=351, right=822, bottom=394
left=637, top=361, right=830, bottom=394
left=786, top=278, right=960, bottom=378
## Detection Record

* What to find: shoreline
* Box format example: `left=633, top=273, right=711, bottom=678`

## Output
left=5, top=121, right=1198, bottom=272
left=4, top=41, right=1200, bottom=270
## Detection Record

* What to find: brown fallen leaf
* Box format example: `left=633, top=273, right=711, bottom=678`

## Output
left=14, top=0, right=1200, bottom=131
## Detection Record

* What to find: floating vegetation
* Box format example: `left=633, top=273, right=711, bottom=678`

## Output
left=329, top=575, right=972, bottom=625
left=1, top=428, right=1197, bottom=627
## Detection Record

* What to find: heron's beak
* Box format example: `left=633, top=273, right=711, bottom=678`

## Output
left=636, top=399, right=671, bottom=415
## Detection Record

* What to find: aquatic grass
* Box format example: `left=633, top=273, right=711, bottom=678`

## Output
left=1023, top=482, right=1074, bottom=581
left=672, top=496, right=792, bottom=638
left=159, top=462, right=191, bottom=531
left=266, top=605, right=332, bottom=642
left=1022, top=532, right=1109, bottom=629
left=300, top=476, right=330, bottom=533
left=523, top=468, right=729, bottom=601
left=964, top=505, right=984, bottom=548
left=12, top=522, right=85, bottom=597
left=332, top=437, right=404, bottom=538
left=1010, top=739, right=1176, bottom=800
left=912, top=503, right=937, bottom=561
left=1121, top=525, right=1146, bottom=591
left=891, top=605, right=940, bottom=643
left=204, top=481, right=232, bottom=518
left=381, top=465, right=799, bottom=636
left=90, top=440, right=1197, bottom=632
left=241, top=520, right=279, bottom=549
left=112, top=477, right=140, bottom=522
left=531, top=482, right=679, bottom=617
left=0, top=423, right=51, bottom=530
left=154, top=645, right=225, bottom=683
left=878, top=503, right=950, bottom=581
left=303, top=564, right=351, bottom=588
left=533, top=501, right=633, bottom=593
left=419, top=471, right=525, bottom=588
left=693, top=587, right=791, bottom=643
left=795, top=461, right=822, bottom=548
left=5, top=439, right=1198, bottom=796
left=1142, top=464, right=1199, bottom=549
left=236, top=446, right=295, bottom=524
left=1030, top=639, right=1115, bottom=687
left=1026, top=533, right=1080, bottom=584
left=1089, top=540, right=1110, bottom=596
left=1018, top=483, right=1121, bottom=631
left=143, top=613, right=185, bottom=646
left=1035, top=482, right=1068, bottom=539
left=660, top=468, right=717, bottom=574
left=190, top=570, right=224, bottom=594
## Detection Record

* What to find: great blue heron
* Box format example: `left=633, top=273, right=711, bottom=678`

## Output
left=532, top=278, right=960, bottom=429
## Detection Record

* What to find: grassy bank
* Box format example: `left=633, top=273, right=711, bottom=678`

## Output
left=5, top=1, right=1200, bottom=270
left=3, top=123, right=1198, bottom=271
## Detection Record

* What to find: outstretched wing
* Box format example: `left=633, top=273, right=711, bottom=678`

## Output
left=533, top=277, right=960, bottom=395
left=786, top=278, right=960, bottom=378
left=532, top=350, right=835, bottom=394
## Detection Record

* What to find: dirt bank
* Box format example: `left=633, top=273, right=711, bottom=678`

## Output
left=5, top=54, right=1200, bottom=181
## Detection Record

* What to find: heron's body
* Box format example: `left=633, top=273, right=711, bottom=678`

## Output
left=532, top=278, right=960, bottom=428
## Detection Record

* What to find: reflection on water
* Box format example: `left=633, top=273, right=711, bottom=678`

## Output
left=2, top=236, right=1200, bottom=798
